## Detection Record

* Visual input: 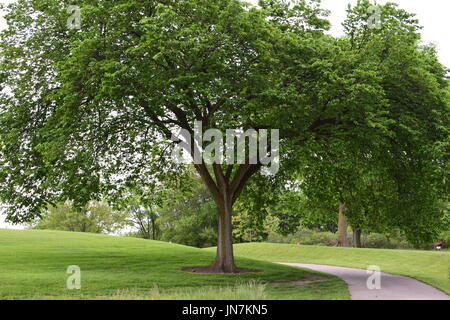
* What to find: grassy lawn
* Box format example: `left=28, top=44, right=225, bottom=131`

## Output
left=222, top=243, right=450, bottom=294
left=0, top=229, right=348, bottom=300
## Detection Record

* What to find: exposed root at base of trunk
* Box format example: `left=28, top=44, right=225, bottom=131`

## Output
left=181, top=265, right=261, bottom=274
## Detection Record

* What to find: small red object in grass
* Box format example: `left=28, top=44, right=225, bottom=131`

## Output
left=433, top=241, right=444, bottom=250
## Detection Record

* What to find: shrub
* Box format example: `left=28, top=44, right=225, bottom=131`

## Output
left=361, top=233, right=413, bottom=249
left=268, top=228, right=337, bottom=246
left=267, top=228, right=450, bottom=250
left=268, top=228, right=420, bottom=249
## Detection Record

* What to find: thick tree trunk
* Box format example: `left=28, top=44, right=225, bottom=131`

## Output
left=352, top=226, right=362, bottom=248
left=209, top=196, right=238, bottom=273
left=190, top=162, right=261, bottom=273
left=337, top=203, right=349, bottom=247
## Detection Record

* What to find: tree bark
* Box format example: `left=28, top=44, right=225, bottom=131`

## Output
left=352, top=226, right=362, bottom=248
left=209, top=195, right=238, bottom=273
left=337, top=203, right=349, bottom=247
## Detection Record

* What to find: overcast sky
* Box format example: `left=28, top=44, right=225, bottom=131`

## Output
left=0, top=0, right=448, bottom=229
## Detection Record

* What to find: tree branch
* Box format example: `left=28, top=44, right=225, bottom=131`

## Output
left=231, top=164, right=262, bottom=205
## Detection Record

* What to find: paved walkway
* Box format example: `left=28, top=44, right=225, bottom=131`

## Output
left=279, top=262, right=450, bottom=300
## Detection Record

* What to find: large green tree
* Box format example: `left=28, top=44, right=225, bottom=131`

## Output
left=1, top=0, right=445, bottom=273
left=0, top=0, right=334, bottom=273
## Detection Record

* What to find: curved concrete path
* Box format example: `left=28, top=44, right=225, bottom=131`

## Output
left=279, top=262, right=450, bottom=300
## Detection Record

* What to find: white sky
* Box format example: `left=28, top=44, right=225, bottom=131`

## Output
left=0, top=0, right=449, bottom=229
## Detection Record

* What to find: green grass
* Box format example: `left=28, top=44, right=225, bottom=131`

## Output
left=220, top=243, right=450, bottom=294
left=106, top=282, right=269, bottom=300
left=0, top=229, right=348, bottom=300
left=19, top=282, right=270, bottom=300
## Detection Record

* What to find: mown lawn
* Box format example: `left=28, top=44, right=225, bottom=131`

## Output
left=0, top=229, right=348, bottom=300
left=222, top=243, right=450, bottom=294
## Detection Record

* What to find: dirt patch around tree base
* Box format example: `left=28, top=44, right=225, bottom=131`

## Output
left=181, top=266, right=262, bottom=274
left=269, top=274, right=329, bottom=286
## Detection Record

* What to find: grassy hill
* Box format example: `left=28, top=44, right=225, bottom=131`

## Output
left=0, top=229, right=348, bottom=300
left=223, top=243, right=450, bottom=294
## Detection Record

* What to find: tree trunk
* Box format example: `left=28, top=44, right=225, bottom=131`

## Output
left=192, top=162, right=261, bottom=273
left=337, top=203, right=349, bottom=247
left=151, top=218, right=156, bottom=240
left=352, top=226, right=362, bottom=248
left=209, top=196, right=238, bottom=273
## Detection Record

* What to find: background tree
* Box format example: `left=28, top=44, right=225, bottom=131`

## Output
left=127, top=200, right=160, bottom=240
left=158, top=175, right=218, bottom=248
left=232, top=210, right=274, bottom=243
left=299, top=0, right=449, bottom=246
left=34, top=201, right=128, bottom=234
